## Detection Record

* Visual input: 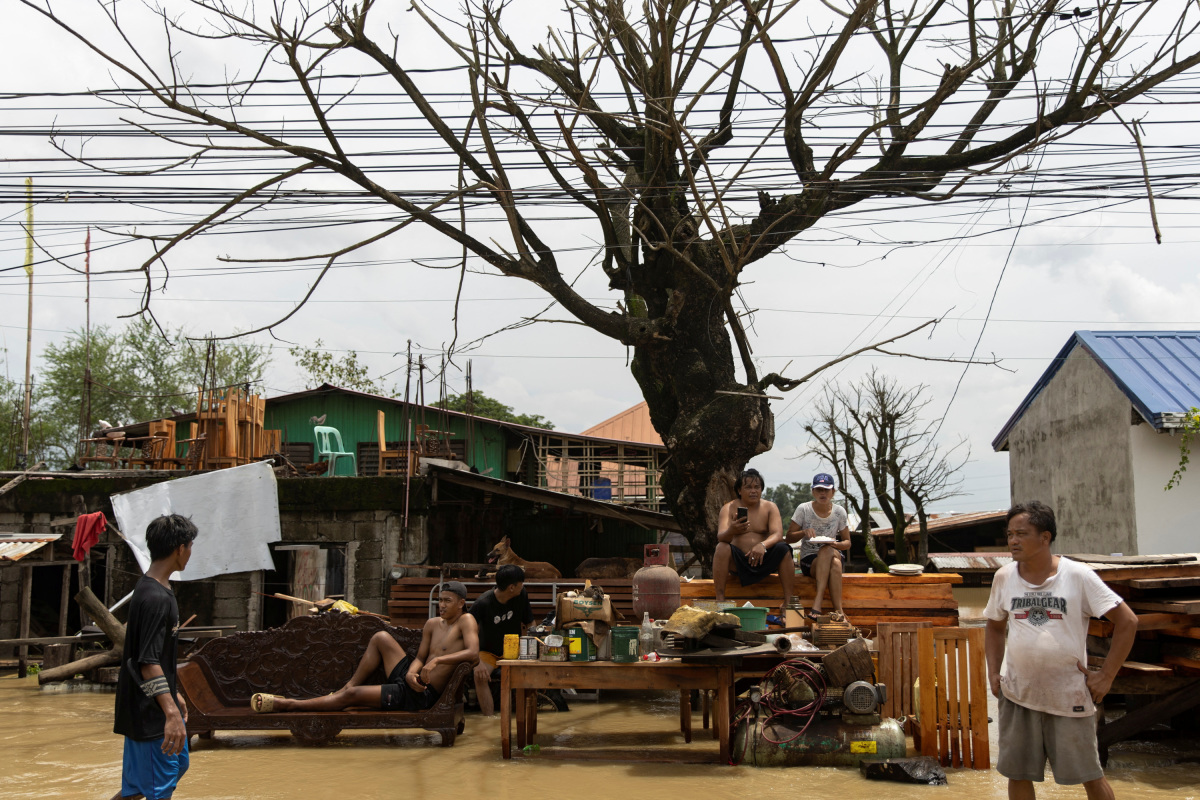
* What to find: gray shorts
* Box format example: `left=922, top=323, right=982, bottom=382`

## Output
left=997, top=695, right=1103, bottom=785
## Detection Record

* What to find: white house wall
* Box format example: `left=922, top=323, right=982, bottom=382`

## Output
left=1006, top=348, right=1138, bottom=554
left=1130, top=422, right=1200, bottom=554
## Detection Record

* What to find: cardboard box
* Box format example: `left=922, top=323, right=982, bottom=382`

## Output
left=557, top=592, right=619, bottom=625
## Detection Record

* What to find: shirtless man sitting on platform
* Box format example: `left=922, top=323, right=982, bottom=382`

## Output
left=713, top=468, right=795, bottom=610
left=252, top=581, right=479, bottom=713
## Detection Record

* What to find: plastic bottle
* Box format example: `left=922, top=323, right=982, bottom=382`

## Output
left=638, top=611, right=655, bottom=658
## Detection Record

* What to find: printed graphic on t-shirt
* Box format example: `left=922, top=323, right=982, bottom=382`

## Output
left=493, top=609, right=514, bottom=625
left=1009, top=591, right=1067, bottom=626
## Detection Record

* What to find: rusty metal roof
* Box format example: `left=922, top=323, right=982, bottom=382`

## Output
left=928, top=552, right=1012, bottom=572
left=0, top=533, right=62, bottom=562
left=905, top=509, right=1008, bottom=534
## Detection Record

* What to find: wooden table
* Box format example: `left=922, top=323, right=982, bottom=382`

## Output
left=499, top=659, right=735, bottom=763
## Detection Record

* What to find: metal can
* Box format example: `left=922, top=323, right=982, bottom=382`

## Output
left=519, top=635, right=539, bottom=660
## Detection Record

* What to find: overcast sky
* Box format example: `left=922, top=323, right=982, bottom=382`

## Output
left=3, top=1, right=1199, bottom=514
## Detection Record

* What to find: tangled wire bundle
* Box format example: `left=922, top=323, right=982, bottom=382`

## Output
left=730, top=658, right=827, bottom=764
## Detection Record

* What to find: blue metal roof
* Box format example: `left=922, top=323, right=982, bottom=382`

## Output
left=992, top=331, right=1200, bottom=451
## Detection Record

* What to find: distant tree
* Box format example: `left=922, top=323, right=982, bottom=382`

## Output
left=434, top=389, right=554, bottom=430
left=36, top=321, right=270, bottom=466
left=763, top=482, right=812, bottom=517
left=806, top=370, right=967, bottom=569
left=290, top=340, right=392, bottom=396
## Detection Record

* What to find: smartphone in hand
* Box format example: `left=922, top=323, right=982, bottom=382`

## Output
left=736, top=506, right=748, bottom=521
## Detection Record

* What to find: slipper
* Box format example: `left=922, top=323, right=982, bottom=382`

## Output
left=805, top=610, right=822, bottom=622
left=829, top=611, right=847, bottom=623
left=251, top=693, right=283, bottom=713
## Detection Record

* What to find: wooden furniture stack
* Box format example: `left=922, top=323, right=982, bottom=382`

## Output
left=194, top=387, right=279, bottom=470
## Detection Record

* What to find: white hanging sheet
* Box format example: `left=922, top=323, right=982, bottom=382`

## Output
left=111, top=461, right=282, bottom=580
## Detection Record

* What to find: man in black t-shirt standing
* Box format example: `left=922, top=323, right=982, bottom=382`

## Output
left=112, top=514, right=198, bottom=800
left=469, top=564, right=532, bottom=715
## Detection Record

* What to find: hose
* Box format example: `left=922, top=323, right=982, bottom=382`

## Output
left=730, top=658, right=827, bottom=764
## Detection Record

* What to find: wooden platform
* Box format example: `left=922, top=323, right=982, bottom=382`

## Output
left=391, top=572, right=962, bottom=633
left=679, top=573, right=962, bottom=633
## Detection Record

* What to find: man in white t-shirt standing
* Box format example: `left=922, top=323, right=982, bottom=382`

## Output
left=785, top=473, right=851, bottom=622
left=984, top=501, right=1137, bottom=800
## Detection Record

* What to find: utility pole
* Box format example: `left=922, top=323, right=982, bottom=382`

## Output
left=19, top=178, right=33, bottom=470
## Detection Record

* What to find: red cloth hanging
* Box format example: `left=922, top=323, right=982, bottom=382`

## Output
left=72, top=512, right=107, bottom=561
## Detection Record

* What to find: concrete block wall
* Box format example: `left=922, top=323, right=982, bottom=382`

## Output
left=1, top=475, right=429, bottom=636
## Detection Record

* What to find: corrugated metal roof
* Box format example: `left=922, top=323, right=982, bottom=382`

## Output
left=905, top=509, right=1008, bottom=534
left=993, top=330, right=1200, bottom=450
left=0, top=533, right=62, bottom=562
left=928, top=552, right=1011, bottom=571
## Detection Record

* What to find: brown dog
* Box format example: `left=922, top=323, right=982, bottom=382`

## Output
left=486, top=536, right=562, bottom=579
left=575, top=557, right=642, bottom=579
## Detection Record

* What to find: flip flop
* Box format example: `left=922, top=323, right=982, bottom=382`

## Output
left=805, top=610, right=822, bottom=622
left=251, top=693, right=283, bottom=713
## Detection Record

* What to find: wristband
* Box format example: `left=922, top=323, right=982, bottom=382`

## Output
left=139, top=675, right=170, bottom=698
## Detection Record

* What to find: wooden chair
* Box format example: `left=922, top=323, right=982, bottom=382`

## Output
left=160, top=433, right=206, bottom=472
left=126, top=433, right=172, bottom=470
left=78, top=433, right=125, bottom=469
left=916, top=626, right=990, bottom=769
left=377, top=410, right=409, bottom=476
left=877, top=621, right=930, bottom=733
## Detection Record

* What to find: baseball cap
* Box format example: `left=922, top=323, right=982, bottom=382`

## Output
left=439, top=581, right=468, bottom=599
left=812, top=473, right=835, bottom=489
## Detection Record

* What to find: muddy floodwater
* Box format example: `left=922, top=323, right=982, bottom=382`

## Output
left=2, top=672, right=1197, bottom=800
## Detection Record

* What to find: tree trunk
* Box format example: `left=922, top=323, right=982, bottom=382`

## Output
left=629, top=268, right=773, bottom=573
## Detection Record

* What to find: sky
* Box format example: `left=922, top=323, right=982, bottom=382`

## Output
left=3, top=1, right=1200, bottom=514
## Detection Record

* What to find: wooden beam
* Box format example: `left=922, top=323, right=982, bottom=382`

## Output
left=58, top=563, right=71, bottom=636
left=1129, top=599, right=1200, bottom=615
left=16, top=565, right=32, bottom=677
left=1111, top=673, right=1200, bottom=695
left=1129, top=576, right=1200, bottom=590
left=1089, top=613, right=1197, bottom=637
left=1097, top=679, right=1200, bottom=747
left=0, top=461, right=46, bottom=498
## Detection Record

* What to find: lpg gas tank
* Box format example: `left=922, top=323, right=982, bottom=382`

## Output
left=631, top=544, right=681, bottom=621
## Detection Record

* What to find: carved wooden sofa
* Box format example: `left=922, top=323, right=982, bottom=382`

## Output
left=177, top=613, right=470, bottom=746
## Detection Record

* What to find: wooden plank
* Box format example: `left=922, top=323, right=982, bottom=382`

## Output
left=1087, top=656, right=1172, bottom=675
left=1066, top=553, right=1198, bottom=566
left=945, top=636, right=961, bottom=767
left=17, top=566, right=32, bottom=677
left=1129, top=599, right=1200, bottom=615
left=1086, top=564, right=1200, bottom=582
left=1089, top=613, right=1198, bottom=637
left=1097, top=679, right=1200, bottom=747
left=1129, top=577, right=1200, bottom=590
left=967, top=628, right=990, bottom=770
left=1111, top=673, right=1200, bottom=695
left=1161, top=627, right=1200, bottom=640
left=917, top=629, right=937, bottom=760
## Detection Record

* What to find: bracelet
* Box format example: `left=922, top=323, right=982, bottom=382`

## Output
left=139, top=675, right=170, bottom=698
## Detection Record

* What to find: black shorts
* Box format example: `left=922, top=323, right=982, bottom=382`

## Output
left=729, top=541, right=792, bottom=587
left=378, top=655, right=439, bottom=712
left=799, top=548, right=846, bottom=577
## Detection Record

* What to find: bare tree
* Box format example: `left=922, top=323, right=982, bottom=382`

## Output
left=17, top=0, right=1200, bottom=565
left=805, top=369, right=967, bottom=567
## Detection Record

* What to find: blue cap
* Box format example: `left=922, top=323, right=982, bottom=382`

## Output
left=812, top=473, right=835, bottom=489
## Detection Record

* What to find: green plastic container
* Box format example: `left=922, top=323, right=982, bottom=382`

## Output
left=568, top=625, right=596, bottom=662
left=722, top=605, right=769, bottom=631
left=610, top=626, right=640, bottom=662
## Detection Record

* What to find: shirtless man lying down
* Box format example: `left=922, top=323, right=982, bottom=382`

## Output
left=252, top=581, right=480, bottom=713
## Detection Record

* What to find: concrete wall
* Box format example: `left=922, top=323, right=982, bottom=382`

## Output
left=1130, top=423, right=1200, bottom=554
left=1006, top=347, right=1138, bottom=554
left=1, top=476, right=430, bottom=638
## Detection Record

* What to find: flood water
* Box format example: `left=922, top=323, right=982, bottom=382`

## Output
left=1, top=671, right=1196, bottom=800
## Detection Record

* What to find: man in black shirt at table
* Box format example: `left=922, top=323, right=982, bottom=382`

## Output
left=469, top=564, right=532, bottom=715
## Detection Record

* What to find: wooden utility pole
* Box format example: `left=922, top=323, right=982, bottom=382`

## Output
left=20, top=178, right=33, bottom=470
